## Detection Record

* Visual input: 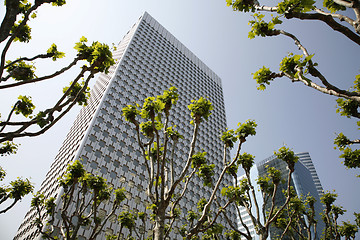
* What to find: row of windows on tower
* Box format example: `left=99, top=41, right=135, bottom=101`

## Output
left=91, top=111, right=225, bottom=160
left=121, top=46, right=220, bottom=89
left=126, top=26, right=220, bottom=78
left=106, top=80, right=225, bottom=128
left=133, top=22, right=221, bottom=81
left=114, top=69, right=224, bottom=110
left=78, top=139, right=222, bottom=205
left=83, top=124, right=232, bottom=189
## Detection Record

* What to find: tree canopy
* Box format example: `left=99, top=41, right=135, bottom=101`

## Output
left=0, top=0, right=115, bottom=216
left=226, top=0, right=360, bottom=173
left=0, top=0, right=115, bottom=155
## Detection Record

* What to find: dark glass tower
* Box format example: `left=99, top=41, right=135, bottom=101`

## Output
left=256, top=152, right=325, bottom=239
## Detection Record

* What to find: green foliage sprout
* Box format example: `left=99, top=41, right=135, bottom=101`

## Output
left=274, top=146, right=299, bottom=171
left=14, top=95, right=35, bottom=117
left=277, top=0, right=315, bottom=14
left=74, top=37, right=115, bottom=74
left=248, top=13, right=280, bottom=39
left=191, top=152, right=207, bottom=168
left=6, top=60, right=36, bottom=81
left=11, top=21, right=31, bottom=42
left=220, top=129, right=237, bottom=148
left=188, top=97, right=213, bottom=124
left=226, top=0, right=257, bottom=12
left=158, top=86, right=178, bottom=115
left=235, top=120, right=257, bottom=140
left=47, top=43, right=65, bottom=61
left=140, top=97, right=164, bottom=119
left=323, top=0, right=346, bottom=13
left=238, top=152, right=255, bottom=172
left=122, top=104, right=140, bottom=125
left=336, top=98, right=359, bottom=118
left=196, top=164, right=215, bottom=187
left=253, top=66, right=276, bottom=90
left=0, top=141, right=18, bottom=156
left=63, top=81, right=90, bottom=106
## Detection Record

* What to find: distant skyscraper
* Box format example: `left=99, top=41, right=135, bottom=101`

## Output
left=15, top=12, right=234, bottom=239
left=237, top=152, right=325, bottom=239
left=296, top=152, right=324, bottom=197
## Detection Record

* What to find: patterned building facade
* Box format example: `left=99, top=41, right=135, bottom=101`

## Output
left=15, top=12, right=234, bottom=239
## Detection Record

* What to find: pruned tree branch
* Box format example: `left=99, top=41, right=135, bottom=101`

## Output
left=0, top=57, right=81, bottom=89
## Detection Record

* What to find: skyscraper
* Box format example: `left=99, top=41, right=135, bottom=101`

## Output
left=238, top=152, right=325, bottom=239
left=14, top=12, right=234, bottom=239
left=237, top=152, right=325, bottom=239
left=296, top=152, right=324, bottom=198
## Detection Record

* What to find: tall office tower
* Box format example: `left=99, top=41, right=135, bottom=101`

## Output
left=296, top=152, right=324, bottom=197
left=255, top=152, right=325, bottom=239
left=15, top=12, right=234, bottom=239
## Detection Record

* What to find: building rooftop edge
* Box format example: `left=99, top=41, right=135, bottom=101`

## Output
left=140, top=11, right=222, bottom=87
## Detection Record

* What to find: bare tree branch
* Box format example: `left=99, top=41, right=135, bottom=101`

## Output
left=0, top=57, right=81, bottom=89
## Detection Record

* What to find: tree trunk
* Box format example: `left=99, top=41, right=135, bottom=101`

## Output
left=153, top=207, right=166, bottom=240
left=259, top=228, right=269, bottom=240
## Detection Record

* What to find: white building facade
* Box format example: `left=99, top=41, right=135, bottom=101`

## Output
left=15, top=12, right=234, bottom=239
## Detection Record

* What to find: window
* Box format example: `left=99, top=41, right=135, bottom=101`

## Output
left=104, top=155, right=111, bottom=163
left=113, top=160, right=120, bottom=168
left=116, top=151, right=123, bottom=157
left=95, top=150, right=102, bottom=157
left=85, top=145, right=93, bottom=153
left=122, top=165, right=129, bottom=172
left=108, top=145, right=114, bottom=152
left=90, top=162, right=98, bottom=169
left=110, top=171, right=117, bottom=179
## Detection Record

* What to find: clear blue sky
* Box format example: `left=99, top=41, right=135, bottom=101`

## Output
left=0, top=0, right=359, bottom=239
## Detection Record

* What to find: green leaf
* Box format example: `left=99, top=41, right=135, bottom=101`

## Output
left=235, top=120, right=257, bottom=140
left=47, top=43, right=65, bottom=61
left=0, top=141, right=18, bottom=156
left=248, top=13, right=277, bottom=39
left=238, top=152, right=255, bottom=172
left=339, top=148, right=360, bottom=169
left=6, top=61, right=36, bottom=81
left=196, top=164, right=215, bottom=187
left=9, top=178, right=34, bottom=200
left=226, top=0, right=257, bottom=12
left=63, top=81, right=90, bottom=106
left=51, top=0, right=66, bottom=6
left=334, top=133, right=351, bottom=150
left=114, top=188, right=127, bottom=204
left=122, top=104, right=140, bottom=125
left=188, top=97, right=213, bottom=124
left=141, top=97, right=165, bottom=119
left=220, top=129, right=237, bottom=148
left=158, top=86, right=179, bottom=115
left=191, top=152, right=207, bottom=168
left=277, top=0, right=315, bottom=14
left=253, top=66, right=275, bottom=90
left=274, top=146, right=298, bottom=171
left=336, top=98, right=359, bottom=118
left=11, top=21, right=31, bottom=43
left=14, top=95, right=35, bottom=117
left=323, top=0, right=346, bottom=13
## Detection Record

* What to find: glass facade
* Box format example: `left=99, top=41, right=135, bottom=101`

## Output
left=237, top=152, right=325, bottom=239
